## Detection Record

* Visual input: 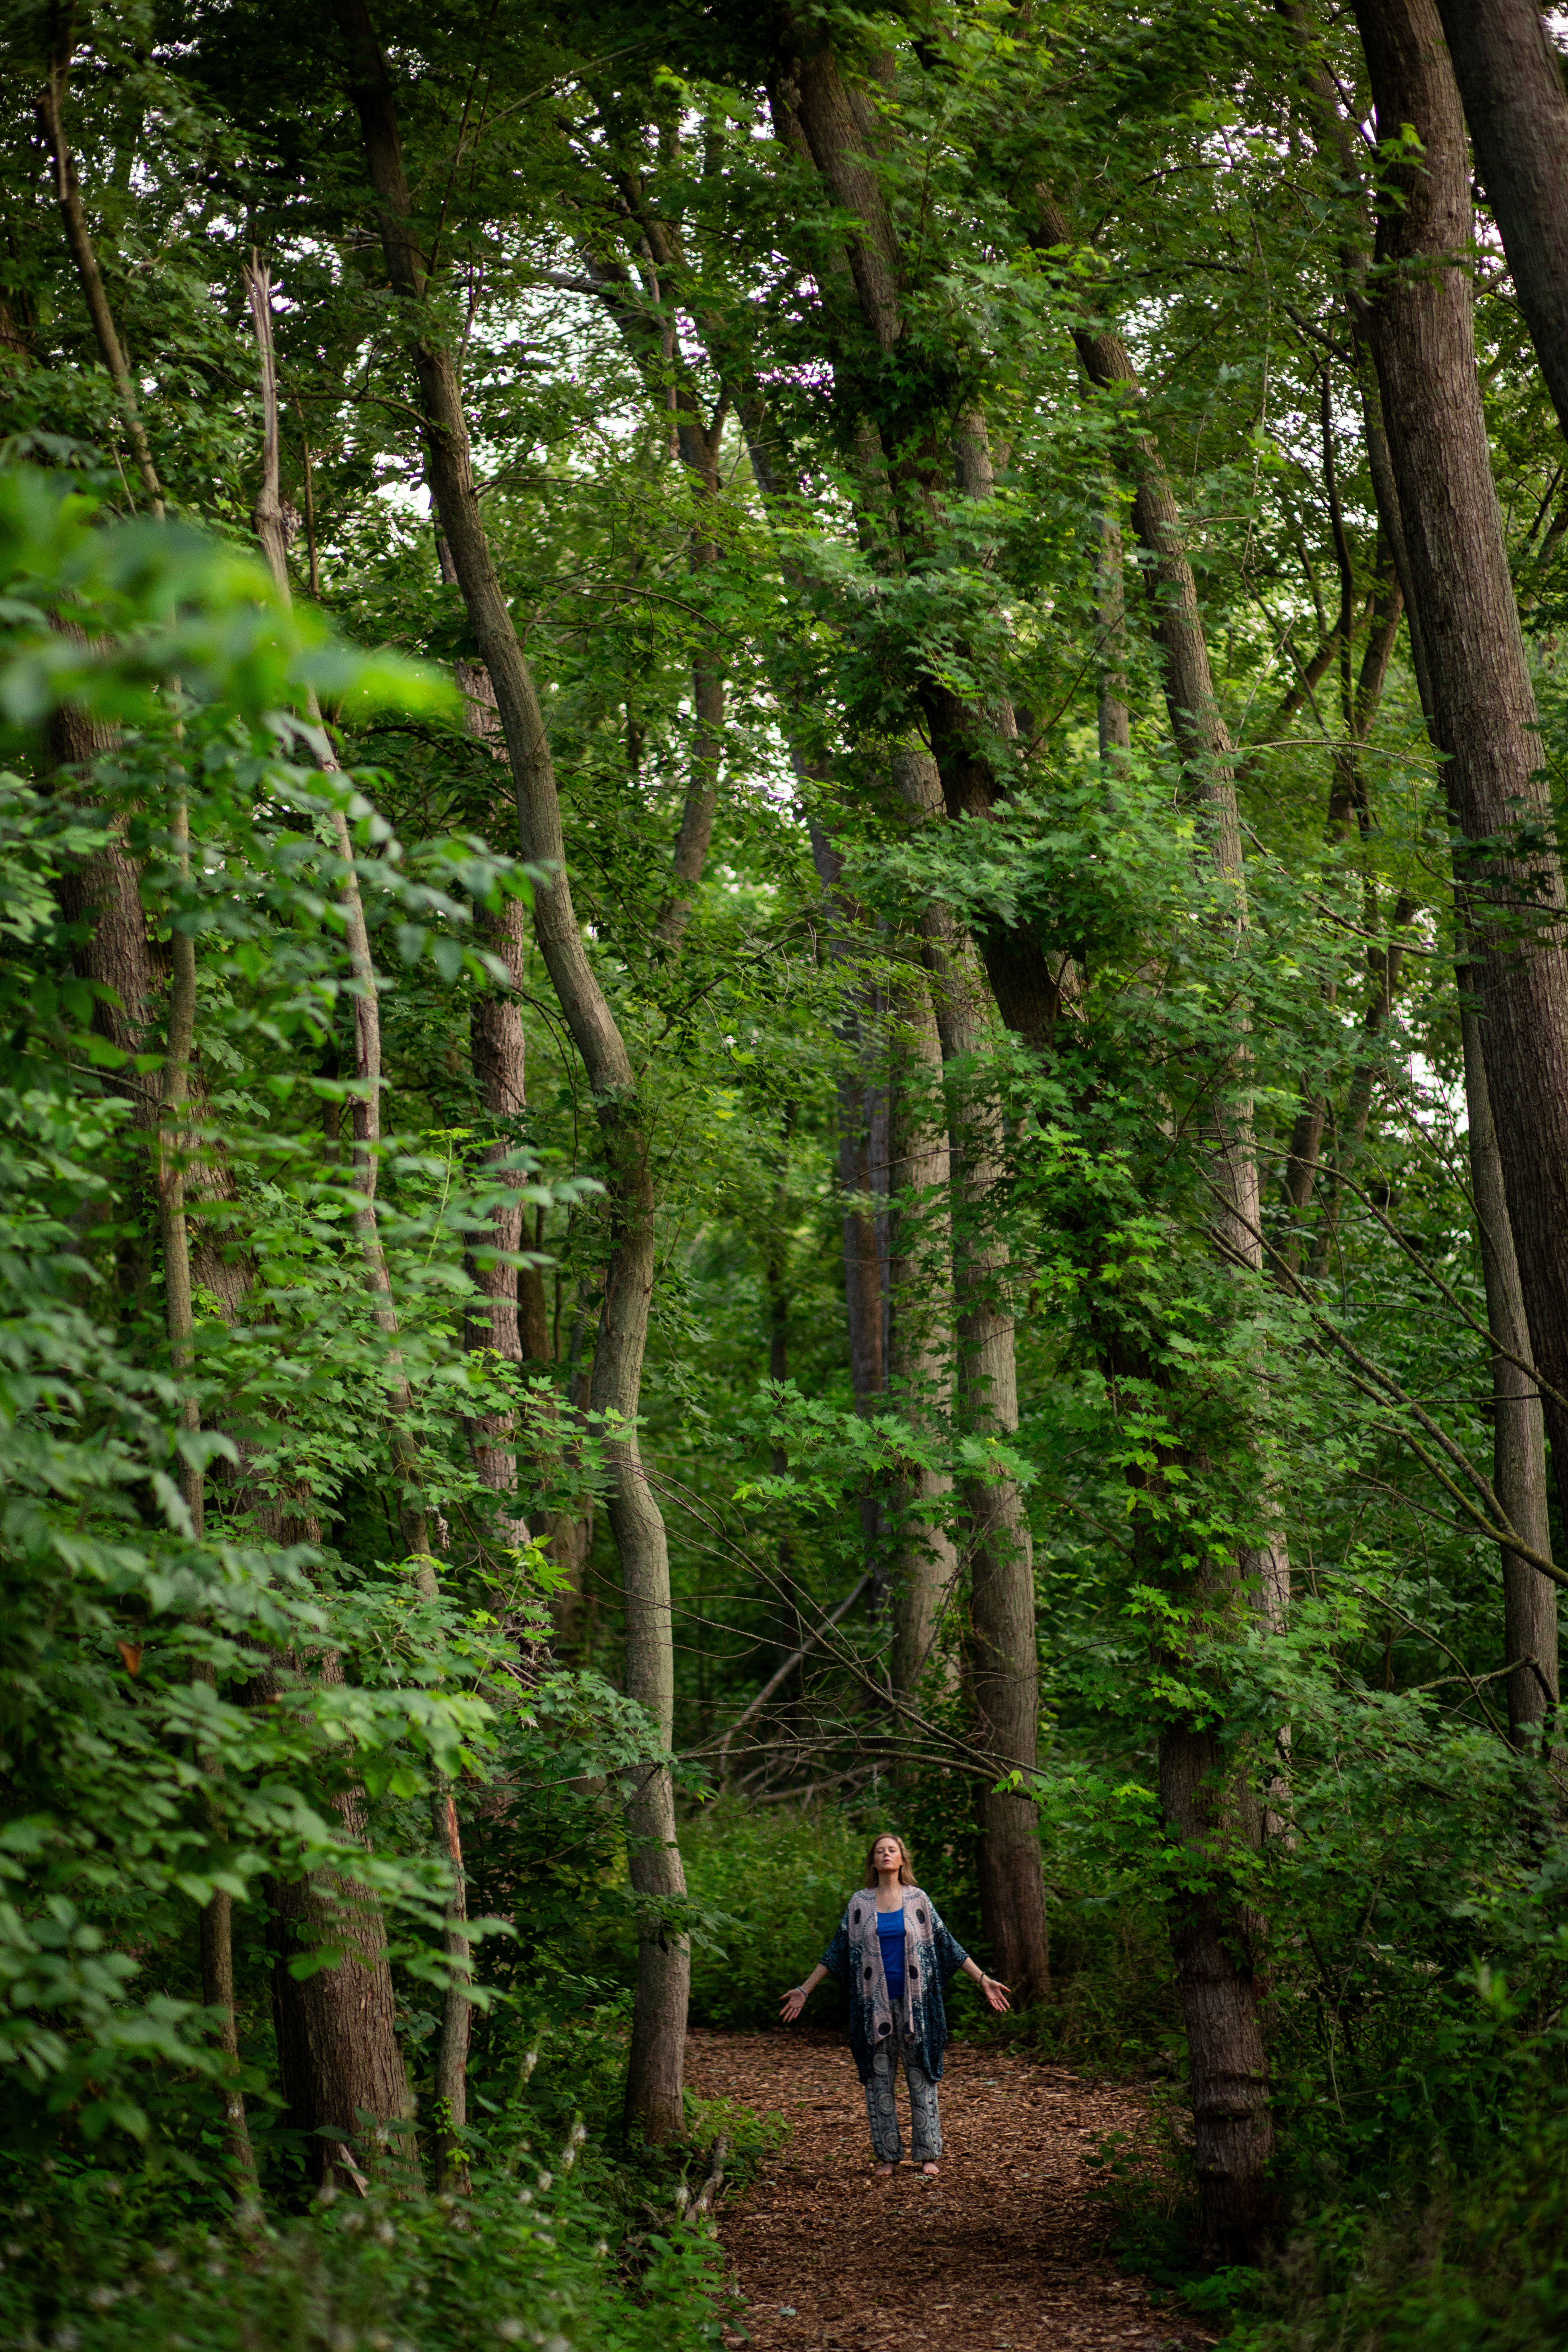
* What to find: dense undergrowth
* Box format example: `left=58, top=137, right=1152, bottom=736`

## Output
left=0, top=2001, right=747, bottom=2352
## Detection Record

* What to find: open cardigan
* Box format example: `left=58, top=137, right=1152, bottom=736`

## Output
left=820, top=1884, right=969, bottom=2085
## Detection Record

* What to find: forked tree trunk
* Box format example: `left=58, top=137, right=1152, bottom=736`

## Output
left=1352, top=0, right=1568, bottom=1521
left=335, top=0, right=689, bottom=2140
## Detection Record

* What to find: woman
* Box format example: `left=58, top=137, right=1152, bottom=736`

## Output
left=779, top=1831, right=1010, bottom=2177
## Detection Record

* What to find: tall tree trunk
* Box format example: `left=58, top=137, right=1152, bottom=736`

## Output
left=334, top=0, right=689, bottom=2141
left=467, top=886, right=535, bottom=1508
left=890, top=750, right=1052, bottom=2003
left=803, top=799, right=888, bottom=1608
left=1460, top=978, right=1560, bottom=1745
left=52, top=689, right=408, bottom=2187
left=886, top=971, right=959, bottom=1702
left=1278, top=5, right=1566, bottom=1788
left=1013, top=190, right=1281, bottom=2105
left=1352, top=0, right=1568, bottom=1525
left=434, top=528, right=551, bottom=1389
left=247, top=256, right=468, bottom=2182
left=1096, top=497, right=1132, bottom=764
left=1433, top=0, right=1568, bottom=443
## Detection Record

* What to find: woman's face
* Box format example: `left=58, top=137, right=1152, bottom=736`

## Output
left=872, top=1837, right=904, bottom=1877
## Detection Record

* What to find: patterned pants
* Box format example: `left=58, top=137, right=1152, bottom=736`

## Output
left=863, top=2041, right=942, bottom=2164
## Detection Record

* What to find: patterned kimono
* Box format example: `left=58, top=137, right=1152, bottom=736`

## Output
left=819, top=1883, right=969, bottom=2087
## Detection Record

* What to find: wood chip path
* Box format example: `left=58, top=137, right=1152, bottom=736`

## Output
left=686, top=2029, right=1212, bottom=2352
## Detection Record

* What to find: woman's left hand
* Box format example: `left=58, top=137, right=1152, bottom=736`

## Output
left=980, top=1973, right=1011, bottom=2014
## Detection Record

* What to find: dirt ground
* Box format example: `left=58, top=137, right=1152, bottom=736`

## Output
left=685, top=2028, right=1212, bottom=2352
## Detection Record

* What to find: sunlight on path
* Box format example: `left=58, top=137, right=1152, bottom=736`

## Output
left=687, top=2029, right=1213, bottom=2352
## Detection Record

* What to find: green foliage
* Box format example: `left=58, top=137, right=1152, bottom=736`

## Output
left=7, top=0, right=1568, bottom=2341
left=0, top=2030, right=734, bottom=2352
left=680, top=1801, right=864, bottom=2030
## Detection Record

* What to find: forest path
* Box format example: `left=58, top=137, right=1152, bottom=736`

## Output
left=686, top=2028, right=1212, bottom=2352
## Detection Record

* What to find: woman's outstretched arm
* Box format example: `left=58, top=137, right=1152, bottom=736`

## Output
left=958, top=1954, right=1011, bottom=2013
left=780, top=1962, right=829, bottom=2023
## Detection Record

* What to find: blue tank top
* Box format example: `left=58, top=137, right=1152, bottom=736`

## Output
left=877, top=1908, right=906, bottom=1999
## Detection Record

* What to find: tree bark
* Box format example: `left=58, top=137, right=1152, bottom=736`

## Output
left=802, top=796, right=887, bottom=1607
left=892, top=753, right=1051, bottom=2005
left=334, top=0, right=689, bottom=2141
left=1460, top=980, right=1560, bottom=1744
left=266, top=1648, right=409, bottom=2191
left=1433, top=0, right=1568, bottom=445
left=885, top=969, right=960, bottom=1702
left=467, top=887, right=536, bottom=1506
left=1352, top=0, right=1568, bottom=1517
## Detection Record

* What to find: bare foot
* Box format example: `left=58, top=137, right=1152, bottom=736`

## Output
left=873, top=2162, right=895, bottom=2178
left=920, top=2163, right=940, bottom=2177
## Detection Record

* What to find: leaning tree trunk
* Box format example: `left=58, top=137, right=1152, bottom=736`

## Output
left=335, top=0, right=689, bottom=2141
left=1352, top=0, right=1568, bottom=1516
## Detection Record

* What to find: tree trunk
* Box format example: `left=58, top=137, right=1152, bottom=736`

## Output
left=1352, top=0, right=1568, bottom=1515
left=468, top=886, right=534, bottom=1506
left=266, top=1650, right=409, bottom=2190
left=892, top=753, right=1051, bottom=2004
left=885, top=970, right=960, bottom=1702
left=803, top=799, right=888, bottom=1610
left=334, top=0, right=689, bottom=2141
left=1460, top=982, right=1560, bottom=1744
left=434, top=527, right=550, bottom=1389
left=1096, top=498, right=1132, bottom=764
left=1156, top=1716, right=1274, bottom=2262
left=1434, top=0, right=1568, bottom=444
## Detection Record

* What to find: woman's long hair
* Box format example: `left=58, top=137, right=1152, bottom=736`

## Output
left=862, top=1832, right=915, bottom=1888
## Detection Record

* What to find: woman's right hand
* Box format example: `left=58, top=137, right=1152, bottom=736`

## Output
left=780, top=1984, right=807, bottom=2023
